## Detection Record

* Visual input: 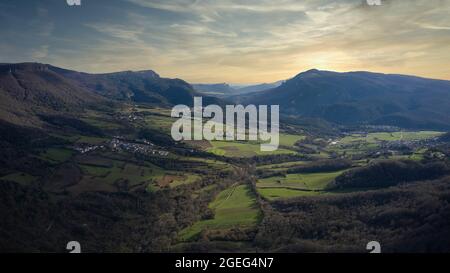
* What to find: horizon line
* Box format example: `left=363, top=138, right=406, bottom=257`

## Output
left=2, top=61, right=449, bottom=84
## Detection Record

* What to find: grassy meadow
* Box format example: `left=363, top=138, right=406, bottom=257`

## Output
left=178, top=184, right=261, bottom=241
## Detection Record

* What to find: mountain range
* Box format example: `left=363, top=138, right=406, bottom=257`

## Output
left=0, top=63, right=218, bottom=127
left=193, top=81, right=283, bottom=96
left=243, top=69, right=450, bottom=130
left=1, top=63, right=450, bottom=130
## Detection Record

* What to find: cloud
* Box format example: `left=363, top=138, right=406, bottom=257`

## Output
left=1, top=0, right=449, bottom=82
left=84, top=23, right=145, bottom=42
left=125, top=0, right=311, bottom=13
left=31, top=45, right=49, bottom=59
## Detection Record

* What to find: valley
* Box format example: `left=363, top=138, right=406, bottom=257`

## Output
left=1, top=63, right=450, bottom=253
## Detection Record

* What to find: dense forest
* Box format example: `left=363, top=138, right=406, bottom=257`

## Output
left=329, top=160, right=450, bottom=190
left=257, top=176, right=450, bottom=252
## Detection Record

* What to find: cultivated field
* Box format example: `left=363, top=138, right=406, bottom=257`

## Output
left=256, top=171, right=345, bottom=200
left=207, top=133, right=304, bottom=157
left=179, top=184, right=261, bottom=241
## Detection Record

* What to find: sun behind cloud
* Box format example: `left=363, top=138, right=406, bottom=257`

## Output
left=0, top=0, right=449, bottom=83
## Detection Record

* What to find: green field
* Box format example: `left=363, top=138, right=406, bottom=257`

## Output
left=71, top=160, right=164, bottom=193
left=325, top=131, right=444, bottom=161
left=81, top=117, right=122, bottom=130
left=207, top=141, right=295, bottom=157
left=179, top=156, right=234, bottom=172
left=256, top=161, right=308, bottom=171
left=340, top=131, right=443, bottom=144
left=134, top=106, right=173, bottom=117
left=0, top=172, right=37, bottom=185
left=169, top=174, right=200, bottom=188
left=207, top=140, right=295, bottom=157
left=144, top=114, right=176, bottom=133
left=76, top=136, right=109, bottom=145
left=258, top=188, right=319, bottom=200
left=257, top=171, right=345, bottom=200
left=38, top=148, right=74, bottom=163
left=279, top=134, right=305, bottom=146
left=140, top=111, right=305, bottom=158
left=206, top=133, right=303, bottom=157
left=79, top=164, right=111, bottom=176
left=179, top=184, right=261, bottom=241
left=74, top=156, right=205, bottom=193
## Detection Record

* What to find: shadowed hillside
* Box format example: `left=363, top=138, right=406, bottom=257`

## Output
left=245, top=69, right=450, bottom=130
left=0, top=63, right=108, bottom=127
left=0, top=63, right=221, bottom=127
left=53, top=66, right=220, bottom=107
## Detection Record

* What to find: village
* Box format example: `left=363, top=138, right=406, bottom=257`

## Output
left=72, top=136, right=169, bottom=157
left=326, top=131, right=445, bottom=160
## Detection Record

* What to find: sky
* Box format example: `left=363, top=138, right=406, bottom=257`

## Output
left=0, top=0, right=449, bottom=83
